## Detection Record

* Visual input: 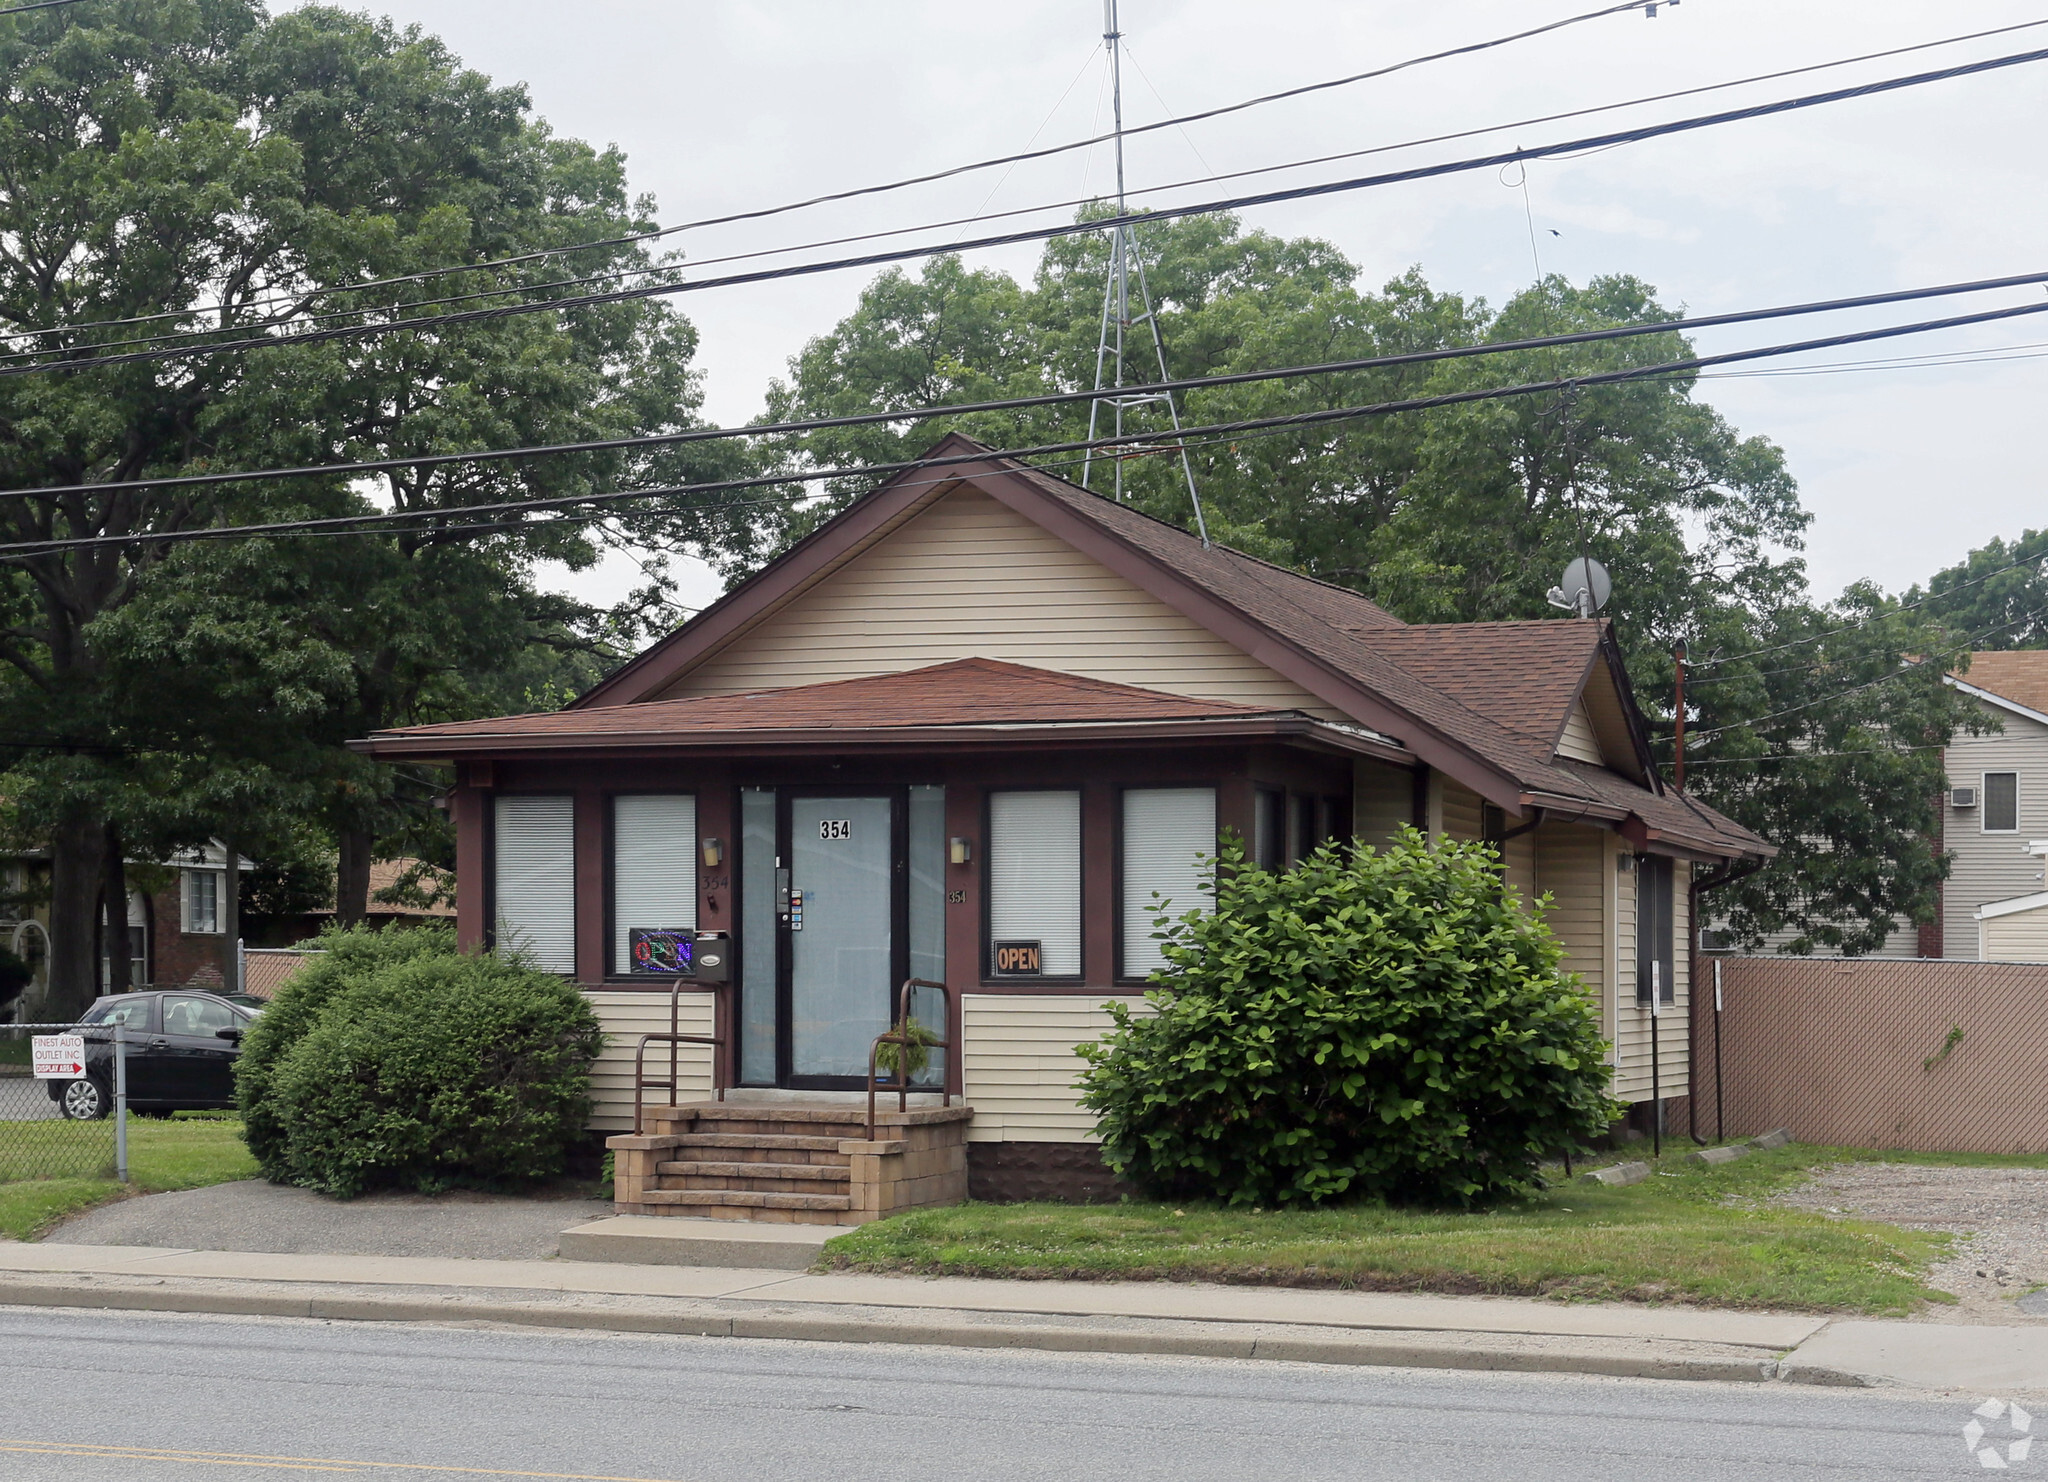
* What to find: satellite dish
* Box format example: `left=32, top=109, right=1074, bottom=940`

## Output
left=1546, top=556, right=1611, bottom=618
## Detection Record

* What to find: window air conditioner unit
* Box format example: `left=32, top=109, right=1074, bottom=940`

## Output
left=1951, top=786, right=1979, bottom=809
left=1698, top=928, right=1736, bottom=953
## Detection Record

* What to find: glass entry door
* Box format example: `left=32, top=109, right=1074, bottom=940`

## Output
left=786, top=794, right=898, bottom=1083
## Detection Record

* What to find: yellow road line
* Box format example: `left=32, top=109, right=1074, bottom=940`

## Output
left=0, top=1439, right=692, bottom=1482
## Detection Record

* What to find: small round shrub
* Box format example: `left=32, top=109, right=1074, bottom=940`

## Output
left=236, top=929, right=602, bottom=1197
left=236, top=925, right=462, bottom=1173
left=1077, top=829, right=1620, bottom=1208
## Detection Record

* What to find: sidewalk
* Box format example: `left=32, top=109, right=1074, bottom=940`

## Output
left=4, top=1238, right=2045, bottom=1392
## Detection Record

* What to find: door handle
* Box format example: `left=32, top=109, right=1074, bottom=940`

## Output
left=149, top=1038, right=167, bottom=1047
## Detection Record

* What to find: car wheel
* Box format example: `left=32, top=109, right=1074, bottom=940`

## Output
left=59, top=1078, right=108, bottom=1120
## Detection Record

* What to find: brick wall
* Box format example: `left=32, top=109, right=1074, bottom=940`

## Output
left=149, top=891, right=228, bottom=988
left=1688, top=954, right=2048, bottom=1153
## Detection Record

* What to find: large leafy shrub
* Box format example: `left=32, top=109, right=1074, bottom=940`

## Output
left=236, top=926, right=602, bottom=1196
left=1077, top=830, right=1619, bottom=1208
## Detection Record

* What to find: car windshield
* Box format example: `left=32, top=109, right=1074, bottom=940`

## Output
left=79, top=998, right=151, bottom=1028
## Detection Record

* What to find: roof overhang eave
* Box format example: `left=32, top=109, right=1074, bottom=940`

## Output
left=350, top=715, right=1413, bottom=765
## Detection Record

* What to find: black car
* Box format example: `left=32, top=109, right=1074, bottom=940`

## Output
left=50, top=991, right=260, bottom=1120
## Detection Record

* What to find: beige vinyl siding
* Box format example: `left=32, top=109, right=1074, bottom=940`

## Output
left=1434, top=779, right=1534, bottom=897
left=960, top=994, right=1150, bottom=1143
left=1556, top=700, right=1603, bottom=764
left=1981, top=900, right=2048, bottom=961
left=1353, top=759, right=1412, bottom=847
left=585, top=990, right=715, bottom=1132
left=655, top=486, right=1343, bottom=717
left=1943, top=698, right=2048, bottom=959
left=1440, top=780, right=1484, bottom=842
left=1536, top=823, right=1606, bottom=1007
left=1612, top=859, right=1690, bottom=1101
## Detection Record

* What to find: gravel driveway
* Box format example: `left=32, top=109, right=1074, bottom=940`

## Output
left=1772, top=1162, right=2048, bottom=1322
left=44, top=1179, right=612, bottom=1260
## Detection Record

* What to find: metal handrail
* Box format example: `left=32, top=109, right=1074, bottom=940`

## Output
left=632, top=977, right=731, bottom=1135
left=865, top=977, right=953, bottom=1141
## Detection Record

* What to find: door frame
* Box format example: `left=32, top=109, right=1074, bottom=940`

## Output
left=774, top=785, right=911, bottom=1090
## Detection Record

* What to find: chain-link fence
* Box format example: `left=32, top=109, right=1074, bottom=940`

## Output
left=0, top=1023, right=122, bottom=1182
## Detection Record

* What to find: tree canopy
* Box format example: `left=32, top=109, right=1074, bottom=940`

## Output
left=0, top=1, right=731, bottom=1011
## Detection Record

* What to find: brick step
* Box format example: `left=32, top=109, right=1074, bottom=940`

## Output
left=656, top=1160, right=850, bottom=1183
left=640, top=1188, right=851, bottom=1213
left=675, top=1132, right=851, bottom=1154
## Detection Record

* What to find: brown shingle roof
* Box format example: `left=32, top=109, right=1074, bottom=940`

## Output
left=373, top=658, right=1285, bottom=742
left=1348, top=621, right=1604, bottom=748
left=1955, top=651, right=2048, bottom=716
left=366, top=436, right=1768, bottom=860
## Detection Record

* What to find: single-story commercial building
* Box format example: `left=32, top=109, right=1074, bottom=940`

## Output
left=358, top=434, right=1771, bottom=1219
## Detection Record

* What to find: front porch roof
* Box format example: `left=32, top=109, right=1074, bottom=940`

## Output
left=351, top=657, right=1411, bottom=763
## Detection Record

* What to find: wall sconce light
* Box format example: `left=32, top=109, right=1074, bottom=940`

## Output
left=949, top=837, right=972, bottom=866
left=701, top=838, right=724, bottom=869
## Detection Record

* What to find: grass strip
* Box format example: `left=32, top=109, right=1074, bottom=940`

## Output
left=823, top=1143, right=1984, bottom=1315
left=0, top=1116, right=258, bottom=1241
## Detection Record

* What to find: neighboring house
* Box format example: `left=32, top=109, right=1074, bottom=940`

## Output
left=358, top=434, right=1770, bottom=1197
left=1942, top=652, right=2048, bottom=960
left=150, top=843, right=259, bottom=989
left=1707, top=651, right=2048, bottom=962
left=0, top=840, right=254, bottom=1016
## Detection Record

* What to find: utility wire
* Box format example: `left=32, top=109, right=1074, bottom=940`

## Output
left=0, top=0, right=1655, bottom=345
left=12, top=18, right=2038, bottom=353
left=1685, top=616, right=2036, bottom=742
left=0, top=0, right=93, bottom=13
left=1694, top=551, right=2048, bottom=669
left=13, top=266, right=2048, bottom=506
left=10, top=296, right=2048, bottom=560
left=7, top=44, right=2046, bottom=383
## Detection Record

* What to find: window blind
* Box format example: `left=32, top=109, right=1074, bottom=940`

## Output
left=613, top=794, right=697, bottom=974
left=988, top=790, right=1081, bottom=977
left=1121, top=788, right=1216, bottom=977
left=494, top=795, right=575, bottom=973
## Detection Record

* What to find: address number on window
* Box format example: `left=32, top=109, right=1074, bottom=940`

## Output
left=818, top=819, right=852, bottom=841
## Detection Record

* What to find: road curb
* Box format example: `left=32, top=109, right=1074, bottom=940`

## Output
left=0, top=1274, right=1857, bottom=1385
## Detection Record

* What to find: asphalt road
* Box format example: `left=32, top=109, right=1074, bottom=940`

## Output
left=0, top=1308, right=2003, bottom=1481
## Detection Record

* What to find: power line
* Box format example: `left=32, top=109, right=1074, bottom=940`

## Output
left=1694, top=550, right=2048, bottom=670
left=13, top=18, right=2037, bottom=356
left=7, top=43, right=2046, bottom=383
left=11, top=295, right=2048, bottom=560
left=1685, top=616, right=2036, bottom=742
left=0, top=0, right=1659, bottom=349
left=13, top=266, right=2048, bottom=507
left=0, top=0, right=94, bottom=13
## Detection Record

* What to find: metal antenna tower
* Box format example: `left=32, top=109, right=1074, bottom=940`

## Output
left=1080, top=0, right=1210, bottom=546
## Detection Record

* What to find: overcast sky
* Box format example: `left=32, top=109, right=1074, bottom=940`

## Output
left=346, top=0, right=2048, bottom=616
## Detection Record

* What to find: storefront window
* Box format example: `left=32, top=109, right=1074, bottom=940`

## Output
left=1121, top=787, right=1216, bottom=978
left=907, top=785, right=947, bottom=1085
left=987, top=790, right=1081, bottom=978
left=739, top=788, right=777, bottom=1084
left=612, top=795, right=697, bottom=975
left=494, top=795, right=574, bottom=973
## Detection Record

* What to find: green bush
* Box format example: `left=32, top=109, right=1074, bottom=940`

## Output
left=236, top=925, right=462, bottom=1173
left=1077, top=830, right=1619, bottom=1208
left=235, top=926, right=602, bottom=1196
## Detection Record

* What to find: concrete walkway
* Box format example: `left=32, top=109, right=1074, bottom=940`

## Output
left=2, top=1238, right=2044, bottom=1392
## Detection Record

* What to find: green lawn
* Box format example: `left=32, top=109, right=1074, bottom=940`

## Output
left=0, top=1115, right=258, bottom=1241
left=821, top=1143, right=2015, bottom=1315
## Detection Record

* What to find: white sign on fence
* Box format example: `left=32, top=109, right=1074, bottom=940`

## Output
left=31, top=1034, right=85, bottom=1079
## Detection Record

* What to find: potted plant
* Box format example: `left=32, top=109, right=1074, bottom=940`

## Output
left=872, top=1016, right=940, bottom=1082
